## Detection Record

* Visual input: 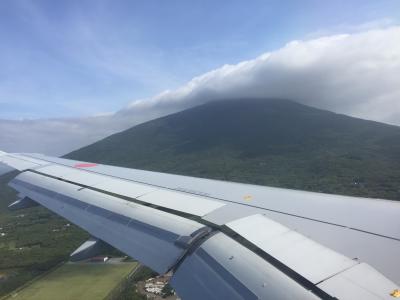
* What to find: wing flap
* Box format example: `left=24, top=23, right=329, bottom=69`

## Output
left=317, top=263, right=398, bottom=300
left=226, top=214, right=358, bottom=284
left=171, top=232, right=321, bottom=300
left=9, top=171, right=208, bottom=273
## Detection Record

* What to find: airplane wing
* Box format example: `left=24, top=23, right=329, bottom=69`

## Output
left=1, top=151, right=399, bottom=299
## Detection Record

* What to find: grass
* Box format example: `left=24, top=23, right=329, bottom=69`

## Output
left=0, top=172, right=88, bottom=297
left=6, top=262, right=138, bottom=300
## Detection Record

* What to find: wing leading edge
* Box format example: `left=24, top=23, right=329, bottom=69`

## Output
left=1, top=151, right=399, bottom=299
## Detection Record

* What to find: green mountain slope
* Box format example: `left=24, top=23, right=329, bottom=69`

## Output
left=67, top=98, right=400, bottom=200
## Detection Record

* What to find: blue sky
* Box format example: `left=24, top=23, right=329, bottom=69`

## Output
left=0, top=0, right=399, bottom=120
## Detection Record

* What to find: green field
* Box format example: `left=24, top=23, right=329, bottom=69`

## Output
left=0, top=172, right=89, bottom=297
left=6, top=262, right=138, bottom=300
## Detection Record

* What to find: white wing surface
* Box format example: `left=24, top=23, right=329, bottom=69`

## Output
left=1, top=151, right=399, bottom=299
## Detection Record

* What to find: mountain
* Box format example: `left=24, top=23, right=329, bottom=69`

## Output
left=67, top=98, right=400, bottom=201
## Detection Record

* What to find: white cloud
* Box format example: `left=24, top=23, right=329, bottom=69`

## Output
left=1, top=26, right=399, bottom=155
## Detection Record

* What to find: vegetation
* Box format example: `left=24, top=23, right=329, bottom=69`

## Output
left=0, top=173, right=88, bottom=297
left=68, top=98, right=400, bottom=201
left=5, top=262, right=137, bottom=300
left=161, top=284, right=174, bottom=298
left=111, top=266, right=157, bottom=300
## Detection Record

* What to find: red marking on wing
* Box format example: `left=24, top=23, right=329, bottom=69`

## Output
left=74, top=163, right=98, bottom=168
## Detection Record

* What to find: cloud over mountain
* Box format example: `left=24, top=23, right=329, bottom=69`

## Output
left=1, top=26, right=399, bottom=155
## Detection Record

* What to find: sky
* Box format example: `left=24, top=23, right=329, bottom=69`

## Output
left=0, top=0, right=400, bottom=155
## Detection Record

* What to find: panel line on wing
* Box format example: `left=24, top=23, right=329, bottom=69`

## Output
left=30, top=165, right=225, bottom=217
left=205, top=204, right=400, bottom=242
left=25, top=166, right=400, bottom=242
left=20, top=154, right=399, bottom=242
left=226, top=214, right=359, bottom=284
left=9, top=171, right=210, bottom=273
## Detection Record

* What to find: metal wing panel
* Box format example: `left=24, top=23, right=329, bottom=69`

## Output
left=317, top=263, right=399, bottom=300
left=33, top=164, right=226, bottom=217
left=9, top=171, right=207, bottom=273
left=137, top=189, right=225, bottom=216
left=171, top=232, right=320, bottom=300
left=107, top=169, right=400, bottom=240
left=0, top=154, right=45, bottom=171
left=205, top=203, right=400, bottom=284
left=35, top=164, right=158, bottom=198
left=12, top=172, right=203, bottom=235
left=171, top=230, right=398, bottom=300
left=259, top=209, right=400, bottom=284
left=35, top=165, right=109, bottom=185
left=226, top=214, right=358, bottom=284
left=24, top=153, right=400, bottom=240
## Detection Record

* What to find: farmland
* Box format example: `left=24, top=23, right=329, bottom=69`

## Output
left=4, top=261, right=138, bottom=300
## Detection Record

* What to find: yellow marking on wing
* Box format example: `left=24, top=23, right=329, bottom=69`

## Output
left=391, top=289, right=400, bottom=298
left=243, top=195, right=253, bottom=201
